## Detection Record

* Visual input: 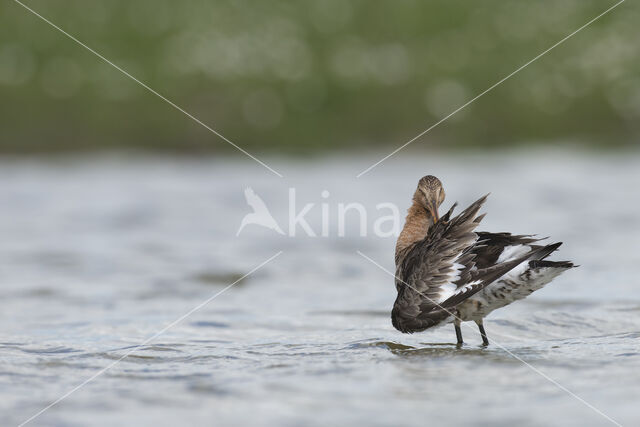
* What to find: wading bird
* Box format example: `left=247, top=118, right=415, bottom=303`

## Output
left=393, top=176, right=574, bottom=346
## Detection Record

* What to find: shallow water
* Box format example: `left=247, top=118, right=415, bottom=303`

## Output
left=1, top=151, right=639, bottom=426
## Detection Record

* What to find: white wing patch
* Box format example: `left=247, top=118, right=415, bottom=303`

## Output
left=437, top=260, right=466, bottom=302
left=437, top=244, right=535, bottom=305
left=499, top=258, right=530, bottom=282
left=438, top=283, right=457, bottom=302
left=439, top=279, right=483, bottom=304
left=497, top=244, right=530, bottom=263
left=437, top=260, right=482, bottom=303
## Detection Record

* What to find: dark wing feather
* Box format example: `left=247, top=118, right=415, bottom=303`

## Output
left=473, top=232, right=545, bottom=268
left=438, top=243, right=559, bottom=307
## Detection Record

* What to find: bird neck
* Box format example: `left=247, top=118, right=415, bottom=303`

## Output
left=395, top=202, right=433, bottom=261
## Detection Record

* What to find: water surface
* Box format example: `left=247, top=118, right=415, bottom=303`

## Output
left=1, top=151, right=639, bottom=426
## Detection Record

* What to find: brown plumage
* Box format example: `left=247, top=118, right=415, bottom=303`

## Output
left=392, top=175, right=575, bottom=345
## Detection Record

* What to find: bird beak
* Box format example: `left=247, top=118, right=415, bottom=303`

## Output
left=430, top=201, right=440, bottom=223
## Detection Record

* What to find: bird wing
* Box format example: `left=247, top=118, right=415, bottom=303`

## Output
left=471, top=232, right=545, bottom=269
left=392, top=195, right=554, bottom=333
left=392, top=195, right=487, bottom=332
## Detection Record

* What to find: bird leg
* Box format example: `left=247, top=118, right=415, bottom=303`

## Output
left=476, top=320, right=489, bottom=346
left=454, top=319, right=463, bottom=345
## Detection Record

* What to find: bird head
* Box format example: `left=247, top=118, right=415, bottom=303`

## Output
left=413, top=175, right=445, bottom=223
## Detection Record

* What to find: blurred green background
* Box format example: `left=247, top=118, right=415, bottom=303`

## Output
left=0, top=0, right=638, bottom=153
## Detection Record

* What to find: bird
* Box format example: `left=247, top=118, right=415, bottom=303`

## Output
left=236, top=187, right=285, bottom=236
left=393, top=175, right=575, bottom=346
